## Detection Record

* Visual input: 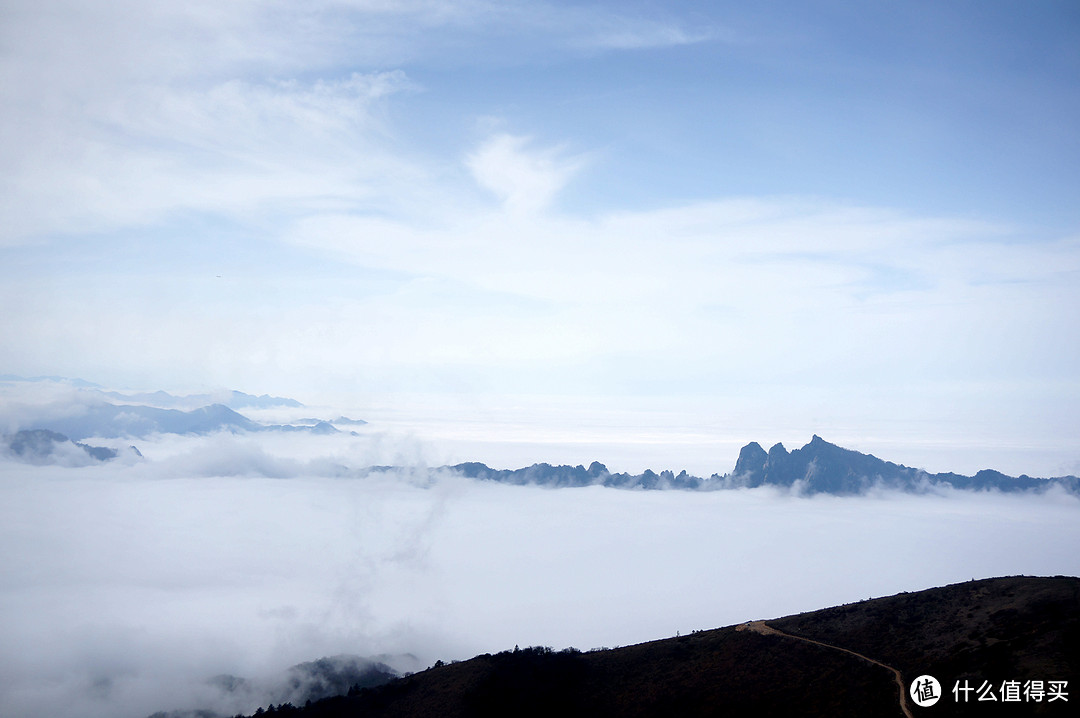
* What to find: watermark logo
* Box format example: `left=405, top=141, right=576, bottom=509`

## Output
left=910, top=675, right=942, bottom=707
left=952, top=678, right=1069, bottom=703
left=908, top=675, right=1069, bottom=706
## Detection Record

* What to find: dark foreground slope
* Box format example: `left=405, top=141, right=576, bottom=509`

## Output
left=242, top=576, right=1077, bottom=718
left=770, top=575, right=1080, bottom=716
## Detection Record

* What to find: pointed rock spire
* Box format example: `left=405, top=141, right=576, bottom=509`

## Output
left=734, top=441, right=767, bottom=476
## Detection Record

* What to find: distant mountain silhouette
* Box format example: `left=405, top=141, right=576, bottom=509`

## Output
left=331, top=416, right=368, bottom=426
left=2, top=428, right=138, bottom=465
left=453, top=460, right=704, bottom=490
left=451, top=436, right=1079, bottom=495
left=0, top=375, right=303, bottom=408
left=278, top=655, right=398, bottom=705
left=101, top=389, right=303, bottom=410
left=730, top=435, right=1078, bottom=494
left=0, top=374, right=101, bottom=388
left=32, top=403, right=262, bottom=440
left=21, top=402, right=355, bottom=441
left=227, top=575, right=1080, bottom=717
left=148, top=655, right=399, bottom=718
left=271, top=420, right=341, bottom=435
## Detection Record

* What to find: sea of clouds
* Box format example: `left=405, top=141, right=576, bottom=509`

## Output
left=2, top=391, right=1079, bottom=718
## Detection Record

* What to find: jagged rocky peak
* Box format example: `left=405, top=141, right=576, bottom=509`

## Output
left=446, top=437, right=1078, bottom=496
left=733, top=441, right=767, bottom=476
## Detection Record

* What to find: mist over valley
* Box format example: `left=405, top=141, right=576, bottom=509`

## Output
left=1, top=378, right=1078, bottom=717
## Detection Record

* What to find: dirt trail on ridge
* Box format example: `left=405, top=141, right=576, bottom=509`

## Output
left=737, top=620, right=914, bottom=718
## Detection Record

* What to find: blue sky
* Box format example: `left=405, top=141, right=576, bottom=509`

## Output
left=1, top=1, right=1078, bottom=472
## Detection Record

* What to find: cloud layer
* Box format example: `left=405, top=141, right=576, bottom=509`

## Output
left=1, top=429, right=1078, bottom=718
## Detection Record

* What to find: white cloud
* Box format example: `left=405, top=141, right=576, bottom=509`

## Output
left=466, top=134, right=586, bottom=215
left=0, top=0, right=717, bottom=245
left=4, top=184, right=1077, bottom=425
left=284, top=190, right=1078, bottom=360
left=0, top=67, right=420, bottom=244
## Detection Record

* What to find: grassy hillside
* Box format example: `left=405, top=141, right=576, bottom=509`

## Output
left=241, top=576, right=1078, bottom=717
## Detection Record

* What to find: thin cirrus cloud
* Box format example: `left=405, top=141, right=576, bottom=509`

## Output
left=0, top=0, right=707, bottom=246
left=0, top=69, right=420, bottom=245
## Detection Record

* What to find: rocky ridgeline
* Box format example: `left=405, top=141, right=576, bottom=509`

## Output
left=452, top=435, right=1079, bottom=496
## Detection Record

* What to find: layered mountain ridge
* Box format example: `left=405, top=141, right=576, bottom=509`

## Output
left=1, top=376, right=1074, bottom=494
left=10, top=401, right=362, bottom=443
left=728, top=434, right=1071, bottom=494
left=452, top=435, right=1079, bottom=495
